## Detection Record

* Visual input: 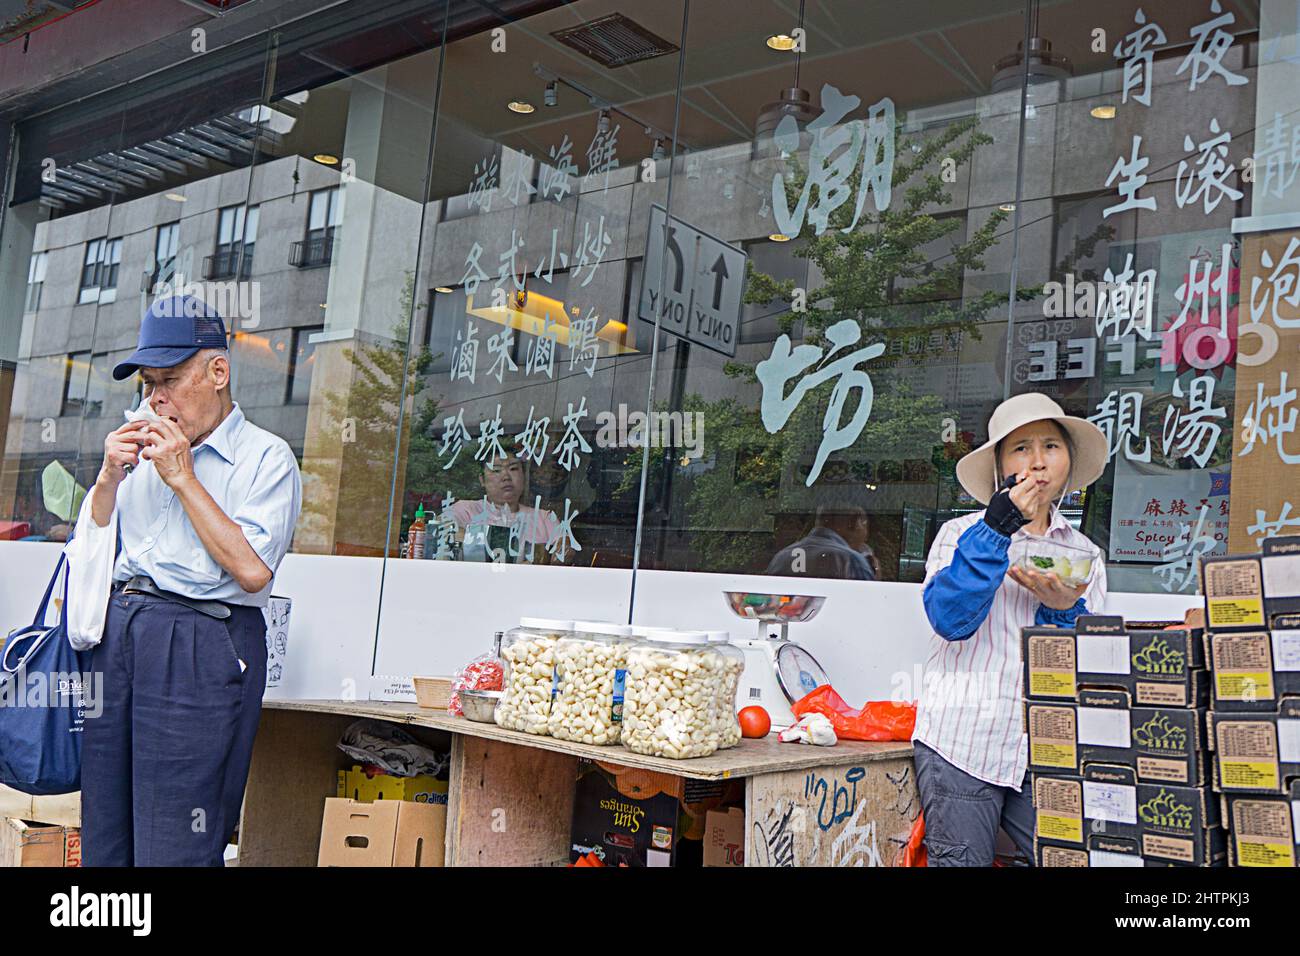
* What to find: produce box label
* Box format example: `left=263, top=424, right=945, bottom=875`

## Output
left=1040, top=845, right=1089, bottom=867
left=1033, top=777, right=1083, bottom=844
left=1212, top=633, right=1276, bottom=702
left=1027, top=634, right=1076, bottom=698
left=1141, top=833, right=1194, bottom=864
left=1083, top=780, right=1137, bottom=825
left=1216, top=721, right=1281, bottom=791
left=1028, top=705, right=1078, bottom=770
left=1231, top=800, right=1296, bottom=867
left=1203, top=559, right=1266, bottom=628
left=1136, top=756, right=1190, bottom=784
left=1135, top=681, right=1188, bottom=706
left=612, top=668, right=627, bottom=723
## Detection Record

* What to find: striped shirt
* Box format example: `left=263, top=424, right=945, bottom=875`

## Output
left=911, top=507, right=1107, bottom=790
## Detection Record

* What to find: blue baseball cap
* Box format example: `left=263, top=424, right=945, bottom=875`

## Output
left=113, top=295, right=229, bottom=381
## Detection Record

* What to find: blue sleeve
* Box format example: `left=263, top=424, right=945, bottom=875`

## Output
left=1035, top=597, right=1089, bottom=627
left=923, top=521, right=1010, bottom=641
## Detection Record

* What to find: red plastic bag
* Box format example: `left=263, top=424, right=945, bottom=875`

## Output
left=790, top=685, right=916, bottom=741
left=895, top=812, right=927, bottom=867
left=448, top=655, right=504, bottom=716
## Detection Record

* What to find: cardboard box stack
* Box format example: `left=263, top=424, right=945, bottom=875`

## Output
left=1024, top=614, right=1225, bottom=866
left=318, top=764, right=449, bottom=867
left=1201, top=537, right=1300, bottom=867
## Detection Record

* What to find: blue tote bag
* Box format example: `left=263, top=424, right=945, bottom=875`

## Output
left=0, top=552, right=94, bottom=795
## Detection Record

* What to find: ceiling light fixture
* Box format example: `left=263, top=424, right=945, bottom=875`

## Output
left=508, top=100, right=535, bottom=114
left=165, top=193, right=187, bottom=202
left=543, top=80, right=558, bottom=107
left=313, top=154, right=340, bottom=165
left=434, top=286, right=453, bottom=294
left=769, top=233, right=791, bottom=242
left=597, top=108, right=611, bottom=133
left=999, top=202, right=1016, bottom=212
left=1090, top=104, right=1116, bottom=120
left=991, top=0, right=1072, bottom=93
left=755, top=0, right=821, bottom=154
left=651, top=138, right=666, bottom=161
left=766, top=34, right=795, bottom=51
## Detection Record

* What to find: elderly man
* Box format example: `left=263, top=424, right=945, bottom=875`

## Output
left=78, top=295, right=302, bottom=867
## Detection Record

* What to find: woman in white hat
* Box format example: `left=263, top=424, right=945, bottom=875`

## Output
left=910, top=393, right=1109, bottom=866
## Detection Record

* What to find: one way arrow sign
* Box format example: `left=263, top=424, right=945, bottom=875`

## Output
left=637, top=204, right=747, bottom=357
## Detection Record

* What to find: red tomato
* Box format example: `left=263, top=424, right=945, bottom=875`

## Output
left=738, top=706, right=771, bottom=738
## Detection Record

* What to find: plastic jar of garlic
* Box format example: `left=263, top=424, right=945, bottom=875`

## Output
left=547, top=621, right=636, bottom=745
left=705, top=630, right=745, bottom=749
left=495, top=618, right=573, bottom=735
left=622, top=631, right=726, bottom=759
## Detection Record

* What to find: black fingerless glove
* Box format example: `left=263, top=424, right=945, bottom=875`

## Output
left=983, top=475, right=1029, bottom=537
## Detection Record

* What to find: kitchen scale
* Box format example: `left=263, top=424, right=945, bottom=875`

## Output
left=724, top=591, right=831, bottom=730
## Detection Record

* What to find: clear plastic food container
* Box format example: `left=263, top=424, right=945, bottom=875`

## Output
left=630, top=624, right=679, bottom=639
left=1009, top=535, right=1098, bottom=589
left=705, top=630, right=745, bottom=749
left=547, top=621, right=636, bottom=745
left=622, top=631, right=726, bottom=759
left=495, top=617, right=574, bottom=735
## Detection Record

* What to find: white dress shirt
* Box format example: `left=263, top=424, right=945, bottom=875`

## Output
left=108, top=402, right=302, bottom=606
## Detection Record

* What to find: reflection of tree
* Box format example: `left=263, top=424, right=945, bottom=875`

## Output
left=299, top=274, right=437, bottom=552
left=630, top=118, right=1030, bottom=573
left=621, top=381, right=948, bottom=572
left=740, top=117, right=1030, bottom=357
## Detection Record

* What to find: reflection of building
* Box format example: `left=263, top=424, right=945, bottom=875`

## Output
left=0, top=0, right=1296, bottom=595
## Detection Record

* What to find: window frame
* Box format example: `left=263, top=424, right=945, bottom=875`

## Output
left=60, top=350, right=92, bottom=416
left=285, top=324, right=325, bottom=405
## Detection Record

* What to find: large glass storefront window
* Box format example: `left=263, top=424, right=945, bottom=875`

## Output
left=2, top=0, right=1298, bottom=652
left=1012, top=0, right=1280, bottom=597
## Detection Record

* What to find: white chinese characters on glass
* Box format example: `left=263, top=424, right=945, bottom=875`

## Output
left=1090, top=389, right=1151, bottom=463
left=1104, top=136, right=1157, bottom=218
left=755, top=318, right=885, bottom=486
left=1177, top=0, right=1249, bottom=92
left=1175, top=118, right=1242, bottom=214
left=1115, top=8, right=1166, bottom=107
left=771, top=84, right=895, bottom=238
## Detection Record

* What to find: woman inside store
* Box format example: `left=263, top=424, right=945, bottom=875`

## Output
left=450, top=450, right=562, bottom=563
left=911, top=392, right=1109, bottom=867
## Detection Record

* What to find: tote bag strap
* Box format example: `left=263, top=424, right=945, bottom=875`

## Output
left=2, top=623, right=52, bottom=674
left=30, top=551, right=68, bottom=629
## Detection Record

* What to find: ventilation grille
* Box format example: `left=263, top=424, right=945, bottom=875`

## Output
left=550, top=13, right=679, bottom=69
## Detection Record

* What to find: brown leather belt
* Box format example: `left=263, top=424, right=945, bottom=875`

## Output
left=115, top=574, right=232, bottom=619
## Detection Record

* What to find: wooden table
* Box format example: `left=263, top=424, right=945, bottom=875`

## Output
left=238, top=699, right=917, bottom=867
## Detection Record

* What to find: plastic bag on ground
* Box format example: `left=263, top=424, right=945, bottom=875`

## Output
left=790, top=685, right=916, bottom=741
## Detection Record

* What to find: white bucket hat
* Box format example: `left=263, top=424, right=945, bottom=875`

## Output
left=955, top=393, right=1109, bottom=505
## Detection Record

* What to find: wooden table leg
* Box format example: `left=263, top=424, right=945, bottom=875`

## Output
left=744, top=755, right=919, bottom=867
